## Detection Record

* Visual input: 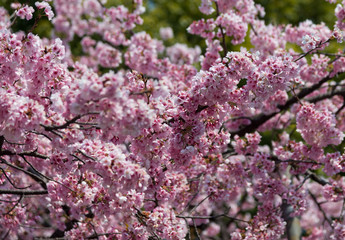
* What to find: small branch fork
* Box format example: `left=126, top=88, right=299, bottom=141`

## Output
left=0, top=114, right=100, bottom=197
left=0, top=167, right=31, bottom=189
left=0, top=157, right=47, bottom=188
left=40, top=112, right=99, bottom=132
left=294, top=39, right=330, bottom=62
left=0, top=115, right=101, bottom=214
left=0, top=147, right=75, bottom=195
left=309, top=190, right=332, bottom=226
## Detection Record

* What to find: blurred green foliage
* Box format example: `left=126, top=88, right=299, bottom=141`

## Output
left=255, top=0, right=336, bottom=27
left=0, top=0, right=339, bottom=48
left=0, top=0, right=53, bottom=37
left=138, top=0, right=203, bottom=47
left=139, top=0, right=338, bottom=45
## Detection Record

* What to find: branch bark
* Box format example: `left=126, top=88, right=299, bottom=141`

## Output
left=230, top=73, right=341, bottom=137
left=0, top=189, right=48, bottom=195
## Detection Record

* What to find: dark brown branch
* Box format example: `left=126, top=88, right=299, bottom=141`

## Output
left=1, top=157, right=74, bottom=193
left=294, top=39, right=330, bottom=62
left=181, top=217, right=191, bottom=240
left=180, top=173, right=204, bottom=214
left=308, top=190, right=332, bottom=226
left=86, top=232, right=122, bottom=239
left=215, top=2, right=227, bottom=57
left=295, top=174, right=311, bottom=191
left=3, top=139, right=25, bottom=146
left=308, top=171, right=329, bottom=186
left=1, top=230, right=10, bottom=240
left=249, top=23, right=258, bottom=36
left=0, top=198, right=22, bottom=203
left=195, top=105, right=208, bottom=113
left=0, top=149, right=49, bottom=159
left=336, top=101, right=345, bottom=115
left=41, top=115, right=82, bottom=131
left=70, top=154, right=86, bottom=164
left=19, top=150, right=49, bottom=159
left=0, top=167, right=32, bottom=189
left=134, top=207, right=162, bottom=240
left=308, top=88, right=345, bottom=104
left=189, top=192, right=212, bottom=214
left=20, top=155, right=47, bottom=181
left=231, top=73, right=336, bottom=137
left=340, top=199, right=345, bottom=220
left=192, top=218, right=201, bottom=240
left=0, top=158, right=46, bottom=187
left=3, top=195, right=23, bottom=215
left=0, top=136, right=4, bottom=151
left=270, top=156, right=321, bottom=165
left=30, top=130, right=53, bottom=141
left=0, top=189, right=48, bottom=195
left=177, top=214, right=248, bottom=223
left=41, top=112, right=99, bottom=131
left=77, top=149, right=98, bottom=161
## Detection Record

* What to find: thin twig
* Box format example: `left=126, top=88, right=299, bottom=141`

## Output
left=180, top=173, right=204, bottom=214
left=70, top=154, right=85, bottom=164
left=0, top=167, right=32, bottom=189
left=308, top=190, right=332, bottom=226
left=1, top=157, right=76, bottom=193
left=340, top=199, right=345, bottom=220
left=30, top=131, right=53, bottom=141
left=336, top=101, right=345, bottom=116
left=249, top=23, right=258, bottom=36
left=270, top=156, right=321, bottom=165
left=0, top=136, right=4, bottom=151
left=294, top=39, right=330, bottom=62
left=215, top=2, right=227, bottom=57
left=183, top=218, right=191, bottom=240
left=3, top=194, right=23, bottom=215
left=1, top=230, right=10, bottom=240
left=41, top=112, right=99, bottom=131
left=0, top=158, right=46, bottom=187
left=193, top=218, right=202, bottom=240
left=77, top=149, right=98, bottom=161
left=189, top=193, right=212, bottom=214
left=295, top=174, right=310, bottom=191
left=177, top=214, right=248, bottom=223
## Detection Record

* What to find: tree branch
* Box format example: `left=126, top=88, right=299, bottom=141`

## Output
left=0, top=189, right=48, bottom=195
left=308, top=190, right=332, bottom=226
left=177, top=214, right=248, bottom=223
left=41, top=112, right=99, bottom=131
left=215, top=2, right=227, bottom=57
left=308, top=88, right=345, bottom=104
left=0, top=136, right=4, bottom=151
left=294, top=39, right=330, bottom=62
left=230, top=73, right=338, bottom=137
left=0, top=167, right=32, bottom=189
left=3, top=195, right=23, bottom=215
left=0, top=158, right=47, bottom=188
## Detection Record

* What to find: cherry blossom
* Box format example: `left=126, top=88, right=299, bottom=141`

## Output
left=1, top=0, right=345, bottom=239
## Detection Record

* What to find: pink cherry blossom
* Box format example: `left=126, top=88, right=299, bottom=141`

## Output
left=2, top=0, right=345, bottom=239
left=16, top=5, right=35, bottom=20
